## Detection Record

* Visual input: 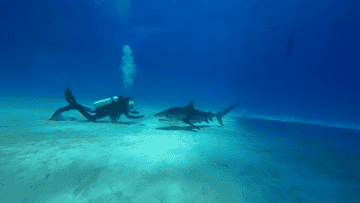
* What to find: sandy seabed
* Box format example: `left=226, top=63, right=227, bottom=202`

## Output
left=0, top=99, right=359, bottom=203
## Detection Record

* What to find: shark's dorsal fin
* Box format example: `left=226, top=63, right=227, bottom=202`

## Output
left=186, top=101, right=194, bottom=108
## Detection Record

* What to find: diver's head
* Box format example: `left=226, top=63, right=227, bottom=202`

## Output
left=128, top=99, right=135, bottom=109
left=123, top=97, right=135, bottom=109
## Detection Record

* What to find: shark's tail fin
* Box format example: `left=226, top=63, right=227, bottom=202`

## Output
left=215, top=104, right=238, bottom=126
left=242, top=109, right=248, bottom=117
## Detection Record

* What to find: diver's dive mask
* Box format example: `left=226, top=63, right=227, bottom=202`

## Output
left=127, top=99, right=135, bottom=109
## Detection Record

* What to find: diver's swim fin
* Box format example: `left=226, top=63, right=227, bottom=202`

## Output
left=50, top=88, right=93, bottom=120
left=50, top=106, right=71, bottom=119
left=65, top=87, right=76, bottom=104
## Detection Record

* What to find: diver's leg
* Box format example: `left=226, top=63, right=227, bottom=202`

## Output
left=50, top=104, right=94, bottom=121
left=62, top=88, right=94, bottom=120
left=50, top=88, right=96, bottom=121
left=109, top=112, right=120, bottom=123
left=77, top=107, right=94, bottom=121
left=90, top=110, right=110, bottom=121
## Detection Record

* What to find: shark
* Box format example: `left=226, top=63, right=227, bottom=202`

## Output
left=154, top=101, right=238, bottom=129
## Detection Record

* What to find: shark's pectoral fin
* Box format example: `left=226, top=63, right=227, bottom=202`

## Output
left=184, top=119, right=200, bottom=129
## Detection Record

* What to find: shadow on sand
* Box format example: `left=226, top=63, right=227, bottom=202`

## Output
left=50, top=116, right=138, bottom=125
left=155, top=125, right=210, bottom=132
left=79, top=120, right=139, bottom=125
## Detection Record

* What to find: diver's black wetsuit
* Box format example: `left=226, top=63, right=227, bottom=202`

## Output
left=50, top=88, right=144, bottom=123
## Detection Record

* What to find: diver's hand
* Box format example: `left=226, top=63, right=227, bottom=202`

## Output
left=124, top=112, right=144, bottom=119
left=129, top=109, right=139, bottom=114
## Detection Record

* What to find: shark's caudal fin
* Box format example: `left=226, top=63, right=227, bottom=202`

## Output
left=242, top=109, right=248, bottom=117
left=215, top=104, right=238, bottom=126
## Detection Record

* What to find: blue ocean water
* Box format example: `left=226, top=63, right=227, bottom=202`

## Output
left=1, top=0, right=360, bottom=202
left=1, top=0, right=359, bottom=123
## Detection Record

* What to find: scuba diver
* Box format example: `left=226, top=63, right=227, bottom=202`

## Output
left=49, top=88, right=144, bottom=123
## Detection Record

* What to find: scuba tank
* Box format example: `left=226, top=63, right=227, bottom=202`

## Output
left=93, top=96, right=121, bottom=109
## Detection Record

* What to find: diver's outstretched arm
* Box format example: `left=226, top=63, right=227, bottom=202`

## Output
left=124, top=112, right=144, bottom=119
left=129, top=109, right=139, bottom=114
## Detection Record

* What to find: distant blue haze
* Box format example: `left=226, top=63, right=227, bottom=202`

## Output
left=1, top=0, right=359, bottom=125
